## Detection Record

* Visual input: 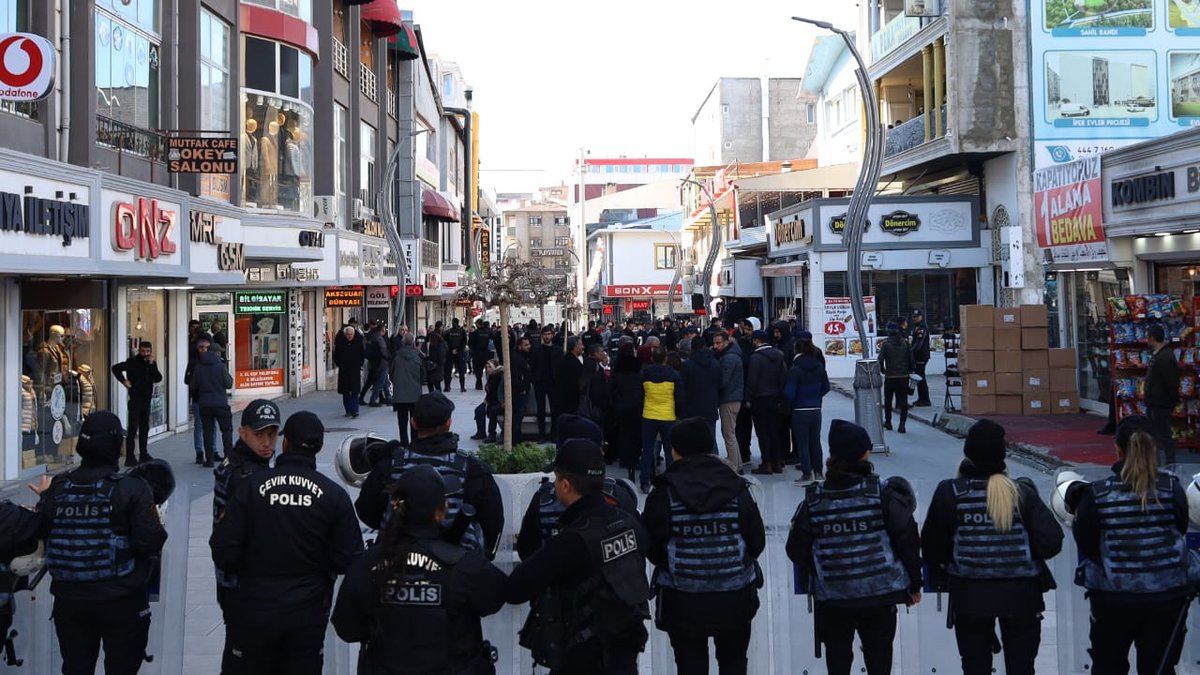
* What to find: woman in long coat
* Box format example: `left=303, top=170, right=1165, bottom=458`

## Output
left=333, top=325, right=366, bottom=417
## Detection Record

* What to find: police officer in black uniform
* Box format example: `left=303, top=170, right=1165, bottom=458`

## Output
left=356, top=392, right=504, bottom=558
left=333, top=465, right=507, bottom=674
left=908, top=309, right=932, bottom=407
left=786, top=419, right=922, bottom=675
left=37, top=411, right=167, bottom=675
left=210, top=411, right=364, bottom=675
left=643, top=417, right=766, bottom=675
left=1072, top=415, right=1200, bottom=675
left=506, top=439, right=651, bottom=675
left=516, top=414, right=639, bottom=560
left=921, top=419, right=1063, bottom=675
left=212, top=399, right=280, bottom=611
left=469, top=320, right=494, bottom=390
left=0, top=492, right=47, bottom=662
left=445, top=319, right=469, bottom=393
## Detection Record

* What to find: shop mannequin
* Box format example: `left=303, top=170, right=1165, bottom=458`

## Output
left=48, top=325, right=69, bottom=373
left=243, top=118, right=260, bottom=203
left=281, top=126, right=308, bottom=210
left=20, top=375, right=35, bottom=434
left=76, top=364, right=96, bottom=416
left=259, top=120, right=279, bottom=207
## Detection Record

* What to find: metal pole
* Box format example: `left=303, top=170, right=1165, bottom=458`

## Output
left=793, top=17, right=887, bottom=452
left=381, top=129, right=429, bottom=330
left=680, top=178, right=723, bottom=327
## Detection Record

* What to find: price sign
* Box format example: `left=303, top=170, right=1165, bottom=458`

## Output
left=824, top=321, right=846, bottom=336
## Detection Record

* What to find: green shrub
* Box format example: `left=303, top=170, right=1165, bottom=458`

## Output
left=475, top=442, right=556, bottom=474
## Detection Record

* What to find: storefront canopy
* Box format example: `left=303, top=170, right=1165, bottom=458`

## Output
left=733, top=163, right=862, bottom=192
left=386, top=21, right=420, bottom=60
left=361, top=0, right=404, bottom=38
left=422, top=189, right=460, bottom=222
left=760, top=261, right=807, bottom=277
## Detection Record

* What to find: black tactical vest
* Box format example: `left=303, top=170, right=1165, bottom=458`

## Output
left=45, top=473, right=135, bottom=583
left=948, top=478, right=1041, bottom=580
left=655, top=490, right=758, bottom=593
left=807, top=476, right=911, bottom=602
left=535, top=477, right=638, bottom=542
left=386, top=448, right=484, bottom=552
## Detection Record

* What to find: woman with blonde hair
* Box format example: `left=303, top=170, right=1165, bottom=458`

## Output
left=1073, top=415, right=1200, bottom=675
left=921, top=419, right=1063, bottom=675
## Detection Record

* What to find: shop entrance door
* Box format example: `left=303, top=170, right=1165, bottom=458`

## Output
left=192, top=292, right=235, bottom=382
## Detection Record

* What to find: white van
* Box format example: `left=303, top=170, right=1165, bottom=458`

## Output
left=1060, top=103, right=1091, bottom=117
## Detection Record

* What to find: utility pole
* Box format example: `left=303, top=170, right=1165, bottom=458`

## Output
left=576, top=148, right=587, bottom=330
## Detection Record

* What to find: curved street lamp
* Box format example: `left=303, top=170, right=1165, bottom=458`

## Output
left=678, top=177, right=722, bottom=325
left=380, top=127, right=432, bottom=329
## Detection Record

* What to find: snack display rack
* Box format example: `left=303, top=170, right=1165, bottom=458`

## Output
left=1108, top=294, right=1200, bottom=450
left=942, top=330, right=961, bottom=413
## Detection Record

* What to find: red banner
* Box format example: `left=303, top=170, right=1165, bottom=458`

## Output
left=604, top=284, right=682, bottom=297
left=627, top=299, right=650, bottom=311
left=1034, top=157, right=1105, bottom=248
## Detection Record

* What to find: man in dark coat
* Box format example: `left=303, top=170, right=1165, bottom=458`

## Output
left=747, top=330, right=787, bottom=474
left=909, top=309, right=932, bottom=407
left=680, top=341, right=722, bottom=434
left=554, top=337, right=587, bottom=424
left=1145, top=324, right=1181, bottom=464
left=531, top=326, right=563, bottom=441
left=187, top=338, right=233, bottom=467
left=333, top=326, right=366, bottom=418
left=878, top=323, right=914, bottom=434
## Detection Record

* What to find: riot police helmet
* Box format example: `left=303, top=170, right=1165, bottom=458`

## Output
left=335, top=433, right=392, bottom=487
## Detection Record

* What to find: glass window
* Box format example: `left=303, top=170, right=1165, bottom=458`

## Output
left=655, top=244, right=677, bottom=270
left=242, top=37, right=314, bottom=213
left=126, top=289, right=170, bottom=435
left=243, top=38, right=277, bottom=92
left=334, top=104, right=348, bottom=227
left=200, top=10, right=231, bottom=200
left=1073, top=271, right=1129, bottom=402
left=360, top=121, right=377, bottom=206
left=242, top=0, right=311, bottom=23
left=97, top=0, right=158, bottom=34
left=0, top=0, right=33, bottom=118
left=95, top=6, right=160, bottom=129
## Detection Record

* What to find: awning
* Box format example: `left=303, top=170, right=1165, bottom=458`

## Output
left=760, top=261, right=806, bottom=277
left=422, top=189, right=460, bottom=222
left=361, top=0, right=403, bottom=38
left=386, top=21, right=419, bottom=60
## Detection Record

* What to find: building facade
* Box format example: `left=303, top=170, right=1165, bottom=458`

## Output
left=692, top=77, right=819, bottom=166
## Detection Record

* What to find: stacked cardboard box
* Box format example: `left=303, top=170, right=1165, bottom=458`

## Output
left=958, top=304, right=1078, bottom=416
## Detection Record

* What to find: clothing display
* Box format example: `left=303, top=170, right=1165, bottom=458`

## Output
left=77, top=365, right=96, bottom=416
left=20, top=375, right=35, bottom=434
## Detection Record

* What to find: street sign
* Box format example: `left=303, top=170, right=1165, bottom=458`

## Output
left=404, top=284, right=424, bottom=297
left=234, top=291, right=286, bottom=314
left=167, top=137, right=239, bottom=173
left=325, top=287, right=364, bottom=308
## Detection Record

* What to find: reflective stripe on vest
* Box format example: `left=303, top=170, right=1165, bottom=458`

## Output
left=656, top=490, right=757, bottom=593
left=1081, top=474, right=1199, bottom=594
left=948, top=478, right=1040, bottom=580
left=388, top=449, right=484, bottom=552
left=45, top=476, right=134, bottom=583
left=807, top=476, right=910, bottom=602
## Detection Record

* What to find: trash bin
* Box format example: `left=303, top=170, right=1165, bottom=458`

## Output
left=853, top=359, right=888, bottom=455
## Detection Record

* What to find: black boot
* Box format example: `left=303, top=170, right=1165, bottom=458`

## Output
left=883, top=419, right=893, bottom=431
left=124, top=453, right=137, bottom=468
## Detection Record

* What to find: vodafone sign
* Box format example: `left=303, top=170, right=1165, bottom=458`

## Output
left=0, top=33, right=56, bottom=102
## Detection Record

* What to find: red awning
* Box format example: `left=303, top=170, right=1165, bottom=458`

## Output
left=361, top=0, right=404, bottom=38
left=422, top=190, right=460, bottom=222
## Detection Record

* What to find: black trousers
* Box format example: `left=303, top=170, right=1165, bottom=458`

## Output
left=444, top=352, right=467, bottom=389
left=882, top=378, right=909, bottom=426
left=815, top=602, right=897, bottom=675
left=200, top=404, right=233, bottom=461
left=954, top=613, right=1041, bottom=675
left=1090, top=597, right=1189, bottom=675
left=360, top=360, right=379, bottom=399
left=750, top=398, right=783, bottom=465
left=394, top=403, right=414, bottom=446
left=735, top=405, right=753, bottom=464
left=53, top=593, right=151, bottom=675
left=1148, top=405, right=1176, bottom=466
left=533, top=381, right=555, bottom=439
left=913, top=361, right=930, bottom=402
left=222, top=608, right=328, bottom=675
left=126, top=396, right=152, bottom=460
left=668, top=625, right=752, bottom=675
left=471, top=350, right=490, bottom=389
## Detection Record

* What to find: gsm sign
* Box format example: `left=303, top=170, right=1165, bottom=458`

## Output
left=0, top=33, right=56, bottom=101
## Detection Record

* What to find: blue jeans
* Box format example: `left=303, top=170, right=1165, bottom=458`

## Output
left=192, top=401, right=203, bottom=455
left=791, top=409, right=823, bottom=473
left=640, top=419, right=675, bottom=485
left=343, top=391, right=360, bottom=415
left=369, top=365, right=390, bottom=404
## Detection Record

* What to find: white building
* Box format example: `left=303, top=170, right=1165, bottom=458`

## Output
left=587, top=213, right=689, bottom=321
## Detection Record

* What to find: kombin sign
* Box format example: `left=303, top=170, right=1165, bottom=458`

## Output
left=0, top=33, right=56, bottom=102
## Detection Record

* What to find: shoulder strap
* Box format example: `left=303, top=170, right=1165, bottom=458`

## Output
left=426, top=539, right=468, bottom=566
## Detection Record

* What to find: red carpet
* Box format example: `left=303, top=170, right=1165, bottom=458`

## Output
left=965, top=413, right=1115, bottom=466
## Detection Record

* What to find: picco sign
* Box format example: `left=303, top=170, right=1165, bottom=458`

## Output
left=112, top=197, right=178, bottom=261
left=0, top=33, right=56, bottom=102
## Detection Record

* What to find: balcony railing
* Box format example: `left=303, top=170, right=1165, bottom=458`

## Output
left=359, top=63, right=377, bottom=102
left=333, top=39, right=348, bottom=78
left=96, top=114, right=167, bottom=161
left=0, top=100, right=36, bottom=120
left=883, top=107, right=947, bottom=158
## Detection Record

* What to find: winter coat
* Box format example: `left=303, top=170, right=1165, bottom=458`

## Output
left=334, top=333, right=367, bottom=395
left=509, top=350, right=532, bottom=396
left=784, top=353, right=831, bottom=409
left=716, top=343, right=746, bottom=404
left=427, top=339, right=447, bottom=369
left=364, top=329, right=390, bottom=365
left=530, top=343, right=562, bottom=387
left=910, top=322, right=931, bottom=363
left=1145, top=345, right=1181, bottom=409
left=642, top=363, right=683, bottom=422
left=746, top=345, right=787, bottom=401
left=680, top=347, right=722, bottom=421
left=389, top=345, right=426, bottom=405
left=609, top=353, right=644, bottom=415
left=772, top=321, right=795, bottom=359
left=553, top=353, right=586, bottom=415
left=878, top=334, right=914, bottom=379
left=188, top=350, right=229, bottom=407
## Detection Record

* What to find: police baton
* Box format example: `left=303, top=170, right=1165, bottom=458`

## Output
left=807, top=578, right=821, bottom=659
left=1156, top=593, right=1196, bottom=675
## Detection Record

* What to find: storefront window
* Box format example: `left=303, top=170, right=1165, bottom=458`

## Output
left=360, top=122, right=377, bottom=206
left=95, top=4, right=160, bottom=129
left=20, top=303, right=108, bottom=472
left=200, top=10, right=231, bottom=201
left=334, top=103, right=349, bottom=227
left=125, top=289, right=169, bottom=434
left=1156, top=264, right=1200, bottom=308
left=824, top=269, right=976, bottom=334
left=242, top=0, right=311, bottom=23
left=242, top=37, right=313, bottom=213
left=1071, top=271, right=1130, bottom=403
left=234, top=292, right=286, bottom=391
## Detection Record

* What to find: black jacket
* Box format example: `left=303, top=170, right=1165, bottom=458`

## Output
left=643, top=454, right=765, bottom=634
left=334, top=333, right=367, bottom=395
left=186, top=350, right=229, bottom=407
left=354, top=433, right=505, bottom=558
left=212, top=440, right=272, bottom=525
left=554, top=353, right=587, bottom=415
left=878, top=334, right=914, bottom=379
left=746, top=345, right=787, bottom=401
left=365, top=329, right=390, bottom=365
left=1145, top=345, right=1181, bottom=409
left=111, top=355, right=163, bottom=400
left=680, top=347, right=722, bottom=421
left=468, top=329, right=492, bottom=353
left=331, top=531, right=507, bottom=674
left=445, top=326, right=468, bottom=353
left=609, top=353, right=644, bottom=415
left=531, top=343, right=562, bottom=387
left=210, top=453, right=363, bottom=614
left=786, top=462, right=923, bottom=607
left=509, top=349, right=532, bottom=396
left=39, top=462, right=168, bottom=600
left=921, top=463, right=1063, bottom=618
left=910, top=322, right=931, bottom=363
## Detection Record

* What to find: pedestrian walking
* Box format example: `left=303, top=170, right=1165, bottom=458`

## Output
left=210, top=411, right=364, bottom=675
left=713, top=330, right=746, bottom=474
left=187, top=319, right=213, bottom=462
left=36, top=411, right=168, bottom=675
left=878, top=322, right=914, bottom=433
left=185, top=338, right=232, bottom=467
left=921, top=419, right=1063, bottom=675
left=332, top=465, right=507, bottom=674
left=643, top=418, right=765, bottom=675
left=733, top=321, right=756, bottom=466
left=212, top=399, right=280, bottom=613
left=355, top=392, right=504, bottom=558
left=505, top=438, right=651, bottom=674
left=785, top=333, right=830, bottom=485
left=444, top=318, right=469, bottom=392
left=362, top=322, right=392, bottom=406
left=389, top=332, right=426, bottom=445
left=426, top=330, right=448, bottom=394
left=334, top=325, right=366, bottom=418
left=1071, top=415, right=1200, bottom=675
left=532, top=326, right=563, bottom=441
left=609, top=341, right=645, bottom=482
left=747, top=330, right=787, bottom=475
left=909, top=309, right=932, bottom=407
left=111, top=340, right=163, bottom=467
left=786, top=420, right=923, bottom=675
left=1144, top=324, right=1180, bottom=465
left=640, top=346, right=683, bottom=493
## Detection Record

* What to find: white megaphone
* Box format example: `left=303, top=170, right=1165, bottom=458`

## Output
left=1186, top=472, right=1200, bottom=529
left=1051, top=470, right=1086, bottom=526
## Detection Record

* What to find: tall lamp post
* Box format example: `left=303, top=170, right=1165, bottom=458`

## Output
left=381, top=127, right=432, bottom=330
left=678, top=177, right=722, bottom=326
left=792, top=16, right=887, bottom=453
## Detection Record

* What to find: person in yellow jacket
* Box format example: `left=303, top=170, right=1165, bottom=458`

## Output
left=640, top=346, right=684, bottom=493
